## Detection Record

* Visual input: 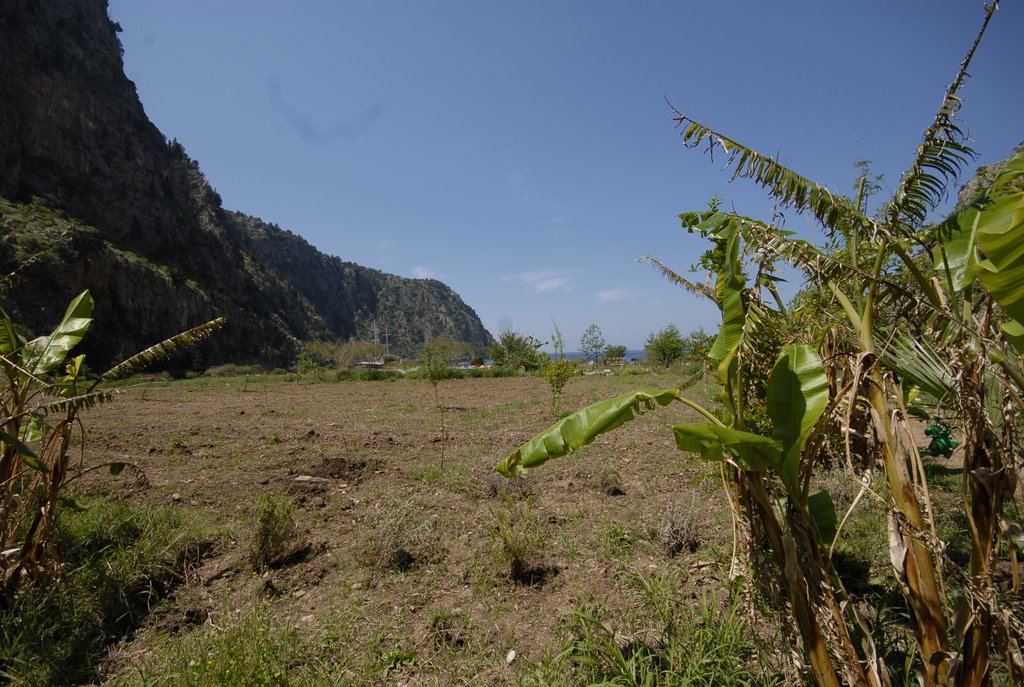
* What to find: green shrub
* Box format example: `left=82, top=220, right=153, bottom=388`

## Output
left=644, top=324, right=686, bottom=366
left=490, top=494, right=548, bottom=583
left=206, top=363, right=263, bottom=377
left=249, top=494, right=297, bottom=570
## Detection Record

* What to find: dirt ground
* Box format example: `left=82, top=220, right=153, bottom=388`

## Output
left=76, top=371, right=732, bottom=684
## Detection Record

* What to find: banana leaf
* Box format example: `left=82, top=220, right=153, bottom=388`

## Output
left=495, top=388, right=682, bottom=476
left=672, top=422, right=781, bottom=471
left=807, top=489, right=838, bottom=548
left=0, top=309, right=25, bottom=356
left=21, top=290, right=93, bottom=375
left=974, top=189, right=1024, bottom=350
left=766, top=345, right=829, bottom=494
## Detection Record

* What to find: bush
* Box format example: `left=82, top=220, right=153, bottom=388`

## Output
left=249, top=494, right=297, bottom=570
left=481, top=470, right=533, bottom=499
left=205, top=363, right=263, bottom=377
left=490, top=495, right=548, bottom=583
left=644, top=325, right=686, bottom=366
left=487, top=329, right=547, bottom=372
left=359, top=498, right=432, bottom=572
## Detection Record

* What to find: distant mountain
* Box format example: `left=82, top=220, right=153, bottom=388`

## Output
left=0, top=0, right=491, bottom=369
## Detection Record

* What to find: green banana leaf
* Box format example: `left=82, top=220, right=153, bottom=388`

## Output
left=974, top=190, right=1024, bottom=350
left=766, top=345, right=829, bottom=493
left=672, top=422, right=782, bottom=471
left=0, top=308, right=25, bottom=357
left=807, top=489, right=838, bottom=548
left=933, top=210, right=982, bottom=293
left=0, top=429, right=44, bottom=472
left=21, top=290, right=93, bottom=375
left=707, top=219, right=746, bottom=378
left=494, top=388, right=681, bottom=476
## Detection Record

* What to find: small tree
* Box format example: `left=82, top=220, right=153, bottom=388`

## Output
left=579, top=324, right=606, bottom=365
left=605, top=344, right=628, bottom=362
left=541, top=324, right=577, bottom=415
left=420, top=337, right=468, bottom=468
left=347, top=340, right=387, bottom=367
left=487, top=329, right=547, bottom=372
left=644, top=325, right=685, bottom=366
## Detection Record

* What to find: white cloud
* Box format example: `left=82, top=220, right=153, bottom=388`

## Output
left=597, top=289, right=641, bottom=302
left=503, top=269, right=578, bottom=294
left=411, top=266, right=436, bottom=279
left=377, top=239, right=394, bottom=250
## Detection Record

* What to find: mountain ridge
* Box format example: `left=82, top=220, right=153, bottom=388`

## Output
left=0, top=0, right=491, bottom=368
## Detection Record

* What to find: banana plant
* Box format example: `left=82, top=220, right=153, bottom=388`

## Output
left=0, top=290, right=223, bottom=605
left=496, top=216, right=878, bottom=686
left=497, top=5, right=1018, bottom=684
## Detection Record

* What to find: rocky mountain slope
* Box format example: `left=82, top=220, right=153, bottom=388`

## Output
left=0, top=0, right=490, bottom=369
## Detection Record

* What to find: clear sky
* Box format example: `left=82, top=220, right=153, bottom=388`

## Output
left=107, top=1, right=1022, bottom=352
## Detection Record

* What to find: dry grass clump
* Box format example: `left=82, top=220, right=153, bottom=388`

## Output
left=358, top=498, right=433, bottom=572
left=656, top=499, right=702, bottom=556
left=481, top=470, right=533, bottom=499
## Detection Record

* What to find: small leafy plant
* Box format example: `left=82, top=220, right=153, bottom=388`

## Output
left=490, top=494, right=548, bottom=583
left=541, top=323, right=577, bottom=415
left=249, top=493, right=297, bottom=570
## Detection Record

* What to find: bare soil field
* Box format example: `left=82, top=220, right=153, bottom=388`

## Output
left=75, top=370, right=750, bottom=684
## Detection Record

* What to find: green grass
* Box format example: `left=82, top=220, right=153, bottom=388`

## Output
left=0, top=497, right=209, bottom=686
left=521, top=569, right=785, bottom=686
left=105, top=603, right=345, bottom=687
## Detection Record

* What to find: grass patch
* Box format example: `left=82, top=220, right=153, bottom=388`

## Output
left=0, top=497, right=209, bottom=686
left=491, top=494, right=551, bottom=584
left=530, top=570, right=785, bottom=686
left=104, top=603, right=335, bottom=687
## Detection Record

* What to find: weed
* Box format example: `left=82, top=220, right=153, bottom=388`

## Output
left=597, top=465, right=625, bottom=495
left=415, top=463, right=474, bottom=494
left=427, top=607, right=471, bottom=649
left=491, top=494, right=549, bottom=583
left=0, top=497, right=208, bottom=685
left=656, top=498, right=702, bottom=556
left=105, top=604, right=303, bottom=687
left=550, top=572, right=784, bottom=686
left=599, top=522, right=638, bottom=560
left=376, top=646, right=417, bottom=679
left=249, top=494, right=297, bottom=571
left=167, top=435, right=188, bottom=452
left=358, top=498, right=432, bottom=573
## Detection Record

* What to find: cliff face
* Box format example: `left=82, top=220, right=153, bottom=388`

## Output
left=0, top=0, right=491, bottom=368
left=225, top=213, right=491, bottom=357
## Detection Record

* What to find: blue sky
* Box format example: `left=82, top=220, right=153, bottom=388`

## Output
left=108, top=1, right=1022, bottom=351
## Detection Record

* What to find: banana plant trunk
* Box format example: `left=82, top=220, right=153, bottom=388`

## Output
left=957, top=353, right=1003, bottom=686
left=865, top=362, right=950, bottom=685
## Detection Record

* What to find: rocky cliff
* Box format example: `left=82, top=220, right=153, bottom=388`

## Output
left=0, top=0, right=491, bottom=368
